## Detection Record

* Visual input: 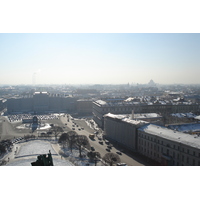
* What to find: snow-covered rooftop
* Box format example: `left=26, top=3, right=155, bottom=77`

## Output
left=139, top=124, right=200, bottom=149
left=168, top=123, right=200, bottom=133
left=94, top=97, right=194, bottom=107
left=104, top=113, right=149, bottom=126
left=133, top=113, right=162, bottom=119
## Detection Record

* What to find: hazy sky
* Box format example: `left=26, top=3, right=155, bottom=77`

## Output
left=0, top=33, right=200, bottom=85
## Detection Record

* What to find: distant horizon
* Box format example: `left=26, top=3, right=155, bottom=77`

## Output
left=1, top=33, right=200, bottom=86
left=1, top=81, right=200, bottom=87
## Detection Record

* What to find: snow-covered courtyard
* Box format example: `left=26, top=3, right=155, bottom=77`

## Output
left=5, top=140, right=74, bottom=166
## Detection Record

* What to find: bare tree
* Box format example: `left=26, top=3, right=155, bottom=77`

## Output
left=49, top=126, right=64, bottom=140
left=66, top=131, right=78, bottom=152
left=103, top=152, right=121, bottom=166
left=75, top=135, right=90, bottom=157
left=87, top=151, right=101, bottom=166
left=58, top=133, right=68, bottom=148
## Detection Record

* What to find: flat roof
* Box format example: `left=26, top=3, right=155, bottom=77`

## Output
left=104, top=113, right=149, bottom=126
left=34, top=92, right=48, bottom=95
left=139, top=124, right=200, bottom=149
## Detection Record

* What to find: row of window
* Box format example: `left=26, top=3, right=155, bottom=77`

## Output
left=138, top=137, right=200, bottom=158
left=139, top=146, right=200, bottom=165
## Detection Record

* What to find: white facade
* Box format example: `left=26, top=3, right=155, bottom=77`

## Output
left=138, top=124, right=200, bottom=166
left=104, top=113, right=148, bottom=151
left=93, top=99, right=200, bottom=128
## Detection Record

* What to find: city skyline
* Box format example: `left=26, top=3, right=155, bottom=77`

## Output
left=0, top=33, right=200, bottom=85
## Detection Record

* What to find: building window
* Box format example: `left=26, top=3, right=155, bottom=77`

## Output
left=182, top=155, right=184, bottom=162
left=187, top=149, right=189, bottom=154
left=193, top=151, right=195, bottom=156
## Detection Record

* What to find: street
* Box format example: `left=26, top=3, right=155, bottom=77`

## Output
left=0, top=114, right=148, bottom=166
left=60, top=115, right=147, bottom=166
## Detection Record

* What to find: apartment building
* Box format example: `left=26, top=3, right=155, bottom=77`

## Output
left=104, top=113, right=149, bottom=151
left=76, top=99, right=93, bottom=115
left=103, top=113, right=200, bottom=165
left=138, top=124, right=200, bottom=166
left=7, top=92, right=76, bottom=114
left=93, top=98, right=200, bottom=128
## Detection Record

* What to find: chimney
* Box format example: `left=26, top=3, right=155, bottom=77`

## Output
left=132, top=110, right=134, bottom=120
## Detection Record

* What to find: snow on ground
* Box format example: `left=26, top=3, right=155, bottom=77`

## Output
left=16, top=123, right=51, bottom=130
left=5, top=140, right=74, bottom=166
left=6, top=157, right=74, bottom=166
left=4, top=140, right=101, bottom=166
left=59, top=143, right=104, bottom=166
left=16, top=140, right=57, bottom=157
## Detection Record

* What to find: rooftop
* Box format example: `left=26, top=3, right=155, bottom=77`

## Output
left=139, top=124, right=200, bottom=149
left=104, top=113, right=149, bottom=126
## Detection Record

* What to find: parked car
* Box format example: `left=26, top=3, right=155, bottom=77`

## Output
left=91, top=146, right=95, bottom=151
left=117, top=163, right=127, bottom=166
left=116, top=151, right=122, bottom=155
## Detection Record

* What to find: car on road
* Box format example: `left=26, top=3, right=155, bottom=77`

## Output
left=91, top=146, right=95, bottom=151
left=117, top=163, right=127, bottom=166
left=106, top=148, right=110, bottom=152
left=89, top=134, right=95, bottom=140
left=72, top=128, right=75, bottom=130
left=99, top=141, right=103, bottom=145
left=116, top=151, right=122, bottom=155
left=105, top=140, right=110, bottom=145
left=81, top=127, right=84, bottom=130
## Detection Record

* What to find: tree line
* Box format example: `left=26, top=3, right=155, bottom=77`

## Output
left=58, top=131, right=121, bottom=166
